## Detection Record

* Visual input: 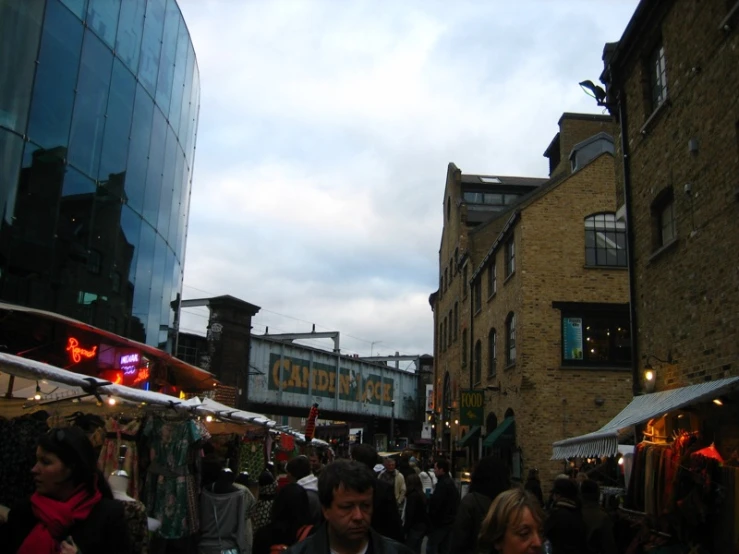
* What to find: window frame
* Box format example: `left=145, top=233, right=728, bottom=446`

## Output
left=584, top=212, right=627, bottom=268
left=488, top=328, right=497, bottom=379
left=651, top=187, right=677, bottom=252
left=505, top=236, right=515, bottom=278
left=648, top=42, right=668, bottom=113
left=487, top=262, right=497, bottom=298
left=505, top=312, right=516, bottom=366
left=554, top=302, right=631, bottom=368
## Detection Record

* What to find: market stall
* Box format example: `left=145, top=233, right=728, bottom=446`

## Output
left=0, top=353, right=325, bottom=552
left=552, top=376, right=739, bottom=552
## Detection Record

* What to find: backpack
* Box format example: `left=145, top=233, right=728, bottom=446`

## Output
left=269, top=524, right=313, bottom=554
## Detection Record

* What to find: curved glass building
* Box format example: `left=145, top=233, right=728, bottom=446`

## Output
left=0, top=0, right=200, bottom=349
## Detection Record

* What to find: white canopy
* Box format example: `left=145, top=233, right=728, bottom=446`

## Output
left=552, top=376, right=739, bottom=460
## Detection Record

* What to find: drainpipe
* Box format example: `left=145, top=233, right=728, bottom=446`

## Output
left=615, top=86, right=640, bottom=397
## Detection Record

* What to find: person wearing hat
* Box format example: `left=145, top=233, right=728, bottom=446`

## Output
left=0, top=426, right=131, bottom=553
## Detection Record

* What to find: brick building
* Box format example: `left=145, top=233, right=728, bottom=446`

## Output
left=431, top=113, right=633, bottom=483
left=598, top=0, right=739, bottom=391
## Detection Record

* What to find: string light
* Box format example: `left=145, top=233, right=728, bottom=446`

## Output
left=107, top=396, right=117, bottom=406
left=205, top=415, right=214, bottom=423
left=34, top=382, right=41, bottom=401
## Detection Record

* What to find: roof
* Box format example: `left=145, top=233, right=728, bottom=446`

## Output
left=0, top=301, right=217, bottom=391
left=551, top=376, right=739, bottom=459
left=460, top=174, right=548, bottom=187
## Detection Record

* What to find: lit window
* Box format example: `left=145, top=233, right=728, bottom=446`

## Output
left=559, top=305, right=631, bottom=367
left=585, top=213, right=627, bottom=267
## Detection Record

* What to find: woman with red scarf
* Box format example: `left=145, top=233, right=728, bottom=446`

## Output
left=0, top=426, right=131, bottom=553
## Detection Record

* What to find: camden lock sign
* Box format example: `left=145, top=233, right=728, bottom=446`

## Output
left=268, top=354, right=394, bottom=405
left=460, top=389, right=484, bottom=426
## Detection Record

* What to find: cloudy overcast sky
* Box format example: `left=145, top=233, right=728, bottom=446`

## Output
left=176, top=0, right=639, bottom=361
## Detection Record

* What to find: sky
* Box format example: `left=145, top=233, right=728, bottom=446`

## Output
left=176, top=0, right=639, bottom=361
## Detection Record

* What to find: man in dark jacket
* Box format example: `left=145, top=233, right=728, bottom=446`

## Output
left=580, top=480, right=617, bottom=554
left=286, top=455, right=324, bottom=525
left=426, top=458, right=459, bottom=554
left=543, top=477, right=587, bottom=554
left=351, top=443, right=405, bottom=542
left=287, top=460, right=412, bottom=554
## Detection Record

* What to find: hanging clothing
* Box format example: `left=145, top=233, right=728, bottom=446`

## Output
left=98, top=417, right=142, bottom=500
left=117, top=499, right=149, bottom=554
left=199, top=487, right=248, bottom=554
left=143, top=417, right=203, bottom=539
left=252, top=482, right=277, bottom=532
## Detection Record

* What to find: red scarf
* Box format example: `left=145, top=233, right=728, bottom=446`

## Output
left=18, top=485, right=102, bottom=554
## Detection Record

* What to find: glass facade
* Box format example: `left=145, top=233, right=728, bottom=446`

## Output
left=0, top=0, right=200, bottom=350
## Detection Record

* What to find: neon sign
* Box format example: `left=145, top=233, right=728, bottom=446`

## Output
left=120, top=352, right=141, bottom=375
left=66, top=337, right=98, bottom=364
left=132, top=368, right=150, bottom=386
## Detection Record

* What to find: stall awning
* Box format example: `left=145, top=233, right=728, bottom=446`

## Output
left=459, top=426, right=481, bottom=448
left=483, top=417, right=515, bottom=448
left=552, top=376, right=739, bottom=460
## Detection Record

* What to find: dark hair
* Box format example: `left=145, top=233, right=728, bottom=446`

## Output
left=405, top=472, right=424, bottom=496
left=286, top=455, right=312, bottom=481
left=270, top=483, right=312, bottom=541
left=469, top=456, right=510, bottom=500
left=318, top=459, right=376, bottom=508
left=259, top=468, right=276, bottom=487
left=351, top=443, right=379, bottom=470
left=552, top=477, right=579, bottom=501
left=435, top=458, right=450, bottom=474
left=37, top=426, right=112, bottom=498
left=580, top=478, right=600, bottom=503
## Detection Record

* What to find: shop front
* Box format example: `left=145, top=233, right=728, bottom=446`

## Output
left=552, top=377, right=739, bottom=553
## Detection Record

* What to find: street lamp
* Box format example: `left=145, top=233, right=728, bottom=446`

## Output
left=390, top=399, right=395, bottom=449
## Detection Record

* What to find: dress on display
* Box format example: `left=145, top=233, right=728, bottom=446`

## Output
left=143, top=417, right=203, bottom=539
left=99, top=417, right=142, bottom=499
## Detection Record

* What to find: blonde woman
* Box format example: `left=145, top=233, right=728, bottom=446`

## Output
left=478, top=488, right=544, bottom=554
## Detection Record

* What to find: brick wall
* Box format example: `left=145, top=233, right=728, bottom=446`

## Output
left=610, top=0, right=739, bottom=389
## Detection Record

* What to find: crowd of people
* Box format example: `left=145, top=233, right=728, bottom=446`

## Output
left=0, top=426, right=617, bottom=554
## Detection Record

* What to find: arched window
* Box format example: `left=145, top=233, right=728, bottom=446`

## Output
left=585, top=212, right=627, bottom=267
left=506, top=312, right=516, bottom=365
left=488, top=328, right=497, bottom=378
left=474, top=340, right=482, bottom=384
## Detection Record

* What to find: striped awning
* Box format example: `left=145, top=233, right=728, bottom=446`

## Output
left=552, top=376, right=739, bottom=460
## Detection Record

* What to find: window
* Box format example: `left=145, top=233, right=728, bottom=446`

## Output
left=111, top=271, right=121, bottom=293
left=453, top=302, right=459, bottom=341
left=462, top=329, right=468, bottom=367
left=87, top=249, right=102, bottom=274
left=488, top=329, right=497, bottom=378
left=448, top=310, right=453, bottom=347
left=505, top=237, right=515, bottom=277
left=651, top=188, right=676, bottom=250
left=462, top=265, right=468, bottom=299
left=474, top=340, right=482, bottom=384
left=473, top=278, right=482, bottom=313
left=506, top=312, right=516, bottom=365
left=557, top=302, right=631, bottom=367
left=585, top=213, right=627, bottom=267
left=648, top=42, right=667, bottom=111
left=487, top=262, right=497, bottom=297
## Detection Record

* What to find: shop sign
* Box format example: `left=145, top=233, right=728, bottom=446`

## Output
left=563, top=317, right=583, bottom=360
left=268, top=353, right=394, bottom=405
left=66, top=337, right=98, bottom=364
left=459, top=389, right=484, bottom=426
left=120, top=353, right=141, bottom=375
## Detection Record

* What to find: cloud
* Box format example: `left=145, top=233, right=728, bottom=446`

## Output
left=176, top=0, right=639, bottom=357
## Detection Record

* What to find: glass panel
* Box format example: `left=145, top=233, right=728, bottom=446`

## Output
left=157, top=127, right=177, bottom=235
left=0, top=129, right=23, bottom=226
left=155, top=0, right=180, bottom=113
left=138, top=0, right=166, bottom=96
left=27, top=1, right=84, bottom=151
left=142, top=107, right=167, bottom=226
left=125, top=84, right=154, bottom=215
left=168, top=15, right=189, bottom=136
left=178, top=42, right=195, bottom=144
left=0, top=0, right=43, bottom=133
left=131, top=220, right=155, bottom=342
left=185, top=65, right=200, bottom=162
left=115, top=0, right=145, bottom=72
left=99, top=59, right=136, bottom=182
left=119, top=204, right=141, bottom=284
left=60, top=0, right=87, bottom=19
left=86, top=0, right=120, bottom=48
left=146, top=234, right=167, bottom=343
left=68, top=30, right=113, bottom=179
left=168, top=148, right=185, bottom=247
left=161, top=247, right=175, bottom=332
